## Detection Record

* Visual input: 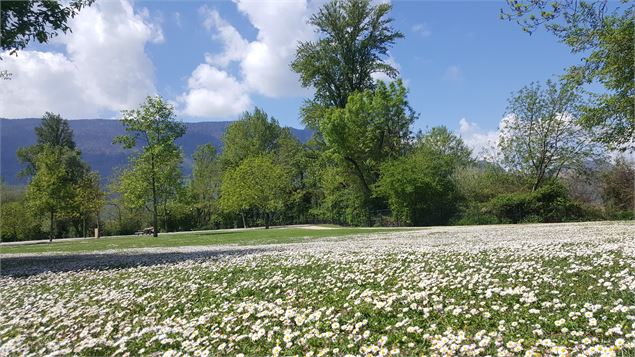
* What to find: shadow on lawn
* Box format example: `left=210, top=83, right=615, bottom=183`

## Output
left=0, top=246, right=276, bottom=278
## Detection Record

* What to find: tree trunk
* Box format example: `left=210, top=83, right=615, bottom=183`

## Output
left=49, top=210, right=55, bottom=242
left=265, top=212, right=270, bottom=229
left=241, top=213, right=247, bottom=229
left=82, top=216, right=86, bottom=238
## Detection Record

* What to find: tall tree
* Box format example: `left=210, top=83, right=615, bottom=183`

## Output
left=501, top=0, right=634, bottom=151
left=17, top=112, right=77, bottom=178
left=319, top=80, right=416, bottom=220
left=1, top=0, right=94, bottom=57
left=114, top=96, right=186, bottom=237
left=221, top=108, right=284, bottom=168
left=219, top=156, right=291, bottom=229
left=291, top=0, right=403, bottom=128
left=25, top=146, right=87, bottom=242
left=499, top=80, right=602, bottom=191
left=75, top=171, right=105, bottom=237
left=190, top=144, right=222, bottom=227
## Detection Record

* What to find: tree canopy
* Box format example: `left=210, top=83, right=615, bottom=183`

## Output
left=219, top=155, right=291, bottom=229
left=501, top=0, right=634, bottom=151
left=292, top=0, right=403, bottom=128
left=113, top=96, right=186, bottom=237
left=1, top=0, right=94, bottom=57
left=499, top=80, right=601, bottom=191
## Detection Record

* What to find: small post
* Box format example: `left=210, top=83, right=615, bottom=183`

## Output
left=94, top=228, right=100, bottom=239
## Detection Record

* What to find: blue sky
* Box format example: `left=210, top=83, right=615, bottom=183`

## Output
left=0, top=0, right=586, bottom=153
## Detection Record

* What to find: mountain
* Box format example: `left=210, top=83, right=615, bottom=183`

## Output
left=0, top=119, right=313, bottom=185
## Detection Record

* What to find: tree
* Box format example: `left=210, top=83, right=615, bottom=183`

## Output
left=25, top=146, right=86, bottom=242
left=501, top=0, right=634, bottom=151
left=190, top=144, right=222, bottom=227
left=320, top=80, right=416, bottom=222
left=499, top=80, right=602, bottom=191
left=291, top=0, right=404, bottom=128
left=17, top=112, right=77, bottom=178
left=1, top=0, right=94, bottom=57
left=75, top=171, right=105, bottom=237
left=114, top=96, right=186, bottom=237
left=221, top=108, right=285, bottom=168
left=415, top=126, right=473, bottom=166
left=374, top=146, right=460, bottom=226
left=219, top=156, right=290, bottom=229
left=601, top=157, right=634, bottom=214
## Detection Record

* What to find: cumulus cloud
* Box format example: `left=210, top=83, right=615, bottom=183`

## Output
left=178, top=64, right=251, bottom=118
left=179, top=0, right=329, bottom=118
left=458, top=118, right=500, bottom=160
left=0, top=0, right=162, bottom=118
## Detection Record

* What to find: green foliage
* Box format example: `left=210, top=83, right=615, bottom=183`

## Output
left=374, top=146, right=461, bottom=226
left=574, top=12, right=634, bottom=151
left=25, top=146, right=87, bottom=240
left=501, top=0, right=634, bottom=151
left=320, top=80, right=416, bottom=218
left=453, top=164, right=527, bottom=204
left=499, top=80, right=601, bottom=191
left=601, top=157, right=635, bottom=214
left=219, top=156, right=291, bottom=228
left=74, top=171, right=105, bottom=237
left=221, top=108, right=285, bottom=168
left=0, top=185, right=45, bottom=242
left=291, top=0, right=403, bottom=128
left=1, top=0, right=94, bottom=57
left=485, top=182, right=590, bottom=223
left=415, top=126, right=473, bottom=166
left=17, top=112, right=78, bottom=178
left=113, top=96, right=186, bottom=236
left=190, top=144, right=222, bottom=228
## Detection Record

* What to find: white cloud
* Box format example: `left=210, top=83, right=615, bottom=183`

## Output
left=178, top=64, right=252, bottom=118
left=443, top=65, right=463, bottom=82
left=200, top=7, right=248, bottom=68
left=0, top=0, right=162, bottom=118
left=458, top=118, right=500, bottom=160
left=411, top=23, right=431, bottom=37
left=179, top=1, right=318, bottom=118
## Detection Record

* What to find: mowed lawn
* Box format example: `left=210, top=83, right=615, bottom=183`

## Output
left=0, top=227, right=414, bottom=255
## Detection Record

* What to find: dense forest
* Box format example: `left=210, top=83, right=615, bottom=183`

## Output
left=1, top=0, right=633, bottom=241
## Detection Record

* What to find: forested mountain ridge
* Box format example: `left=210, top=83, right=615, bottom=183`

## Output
left=0, top=118, right=312, bottom=185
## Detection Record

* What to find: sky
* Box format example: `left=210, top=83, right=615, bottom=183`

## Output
left=0, top=0, right=588, bottom=156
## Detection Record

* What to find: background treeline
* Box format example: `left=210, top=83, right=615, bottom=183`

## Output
left=1, top=0, right=633, bottom=241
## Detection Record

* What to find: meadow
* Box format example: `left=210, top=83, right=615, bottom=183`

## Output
left=1, top=222, right=634, bottom=356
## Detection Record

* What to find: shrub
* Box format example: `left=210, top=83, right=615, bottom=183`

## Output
left=485, top=183, right=589, bottom=223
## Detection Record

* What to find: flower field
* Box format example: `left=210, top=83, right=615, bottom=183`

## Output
left=1, top=222, right=634, bottom=356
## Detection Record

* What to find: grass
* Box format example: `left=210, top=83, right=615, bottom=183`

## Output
left=0, top=227, right=415, bottom=255
left=1, top=223, right=633, bottom=356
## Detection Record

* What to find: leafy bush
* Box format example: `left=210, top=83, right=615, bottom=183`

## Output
left=485, top=183, right=590, bottom=223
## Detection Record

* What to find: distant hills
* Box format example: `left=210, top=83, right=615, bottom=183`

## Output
left=0, top=119, right=312, bottom=185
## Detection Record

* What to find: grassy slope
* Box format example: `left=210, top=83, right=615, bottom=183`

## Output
left=0, top=227, right=413, bottom=255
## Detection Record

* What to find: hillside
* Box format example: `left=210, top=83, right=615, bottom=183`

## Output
left=0, top=119, right=312, bottom=185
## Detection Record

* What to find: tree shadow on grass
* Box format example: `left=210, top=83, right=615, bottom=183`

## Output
left=0, top=246, right=277, bottom=278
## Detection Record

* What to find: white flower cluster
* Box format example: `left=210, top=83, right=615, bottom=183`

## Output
left=1, top=221, right=634, bottom=356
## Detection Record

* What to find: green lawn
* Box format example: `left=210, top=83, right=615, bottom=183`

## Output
left=0, top=227, right=414, bottom=255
